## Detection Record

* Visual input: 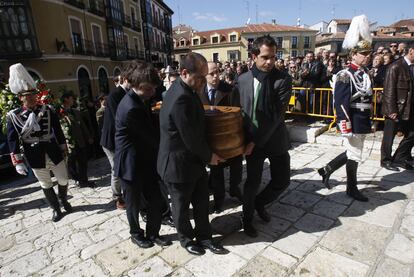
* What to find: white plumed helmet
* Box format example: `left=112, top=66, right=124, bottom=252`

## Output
left=8, top=63, right=37, bottom=95
left=342, top=14, right=372, bottom=53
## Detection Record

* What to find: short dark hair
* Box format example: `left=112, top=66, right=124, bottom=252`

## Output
left=113, top=75, right=119, bottom=83
left=180, top=52, right=207, bottom=74
left=251, top=35, right=277, bottom=56
left=168, top=72, right=179, bottom=81
left=127, top=61, right=160, bottom=88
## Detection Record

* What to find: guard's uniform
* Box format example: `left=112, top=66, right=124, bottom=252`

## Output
left=7, top=104, right=68, bottom=188
left=334, top=63, right=373, bottom=162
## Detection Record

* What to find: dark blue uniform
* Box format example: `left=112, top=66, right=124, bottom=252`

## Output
left=7, top=105, right=66, bottom=169
left=334, top=64, right=372, bottom=134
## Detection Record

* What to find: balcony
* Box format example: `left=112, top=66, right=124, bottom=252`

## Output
left=88, top=1, right=105, bottom=17
left=70, top=38, right=110, bottom=57
left=94, top=42, right=110, bottom=57
left=131, top=19, right=142, bottom=32
left=126, top=48, right=145, bottom=60
left=64, top=0, right=85, bottom=9
left=122, top=14, right=131, bottom=27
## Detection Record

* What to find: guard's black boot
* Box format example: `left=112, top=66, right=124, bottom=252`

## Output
left=43, top=188, right=63, bottom=222
left=58, top=185, right=73, bottom=213
left=346, top=160, right=368, bottom=202
left=318, top=152, right=347, bottom=189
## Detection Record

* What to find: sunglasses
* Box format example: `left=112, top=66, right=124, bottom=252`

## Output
left=390, top=45, right=397, bottom=47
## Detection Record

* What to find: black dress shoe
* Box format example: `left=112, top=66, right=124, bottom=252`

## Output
left=346, top=188, right=368, bottom=202
left=52, top=209, right=63, bottom=222
left=131, top=235, right=154, bottom=248
left=242, top=220, right=258, bottom=238
left=161, top=216, right=175, bottom=227
left=199, top=240, right=228, bottom=255
left=381, top=162, right=400, bottom=172
left=149, top=236, right=172, bottom=247
left=256, top=207, right=271, bottom=223
left=185, top=242, right=205, bottom=255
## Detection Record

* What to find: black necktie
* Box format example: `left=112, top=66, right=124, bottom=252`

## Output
left=209, top=88, right=216, bottom=105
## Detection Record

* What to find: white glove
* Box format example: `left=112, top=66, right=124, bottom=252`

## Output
left=339, top=120, right=353, bottom=137
left=15, top=163, right=28, bottom=175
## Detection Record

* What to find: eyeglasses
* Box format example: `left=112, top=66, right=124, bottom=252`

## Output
left=390, top=45, right=397, bottom=48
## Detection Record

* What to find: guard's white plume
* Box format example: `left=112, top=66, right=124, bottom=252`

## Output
left=8, top=63, right=36, bottom=94
left=342, top=14, right=372, bottom=50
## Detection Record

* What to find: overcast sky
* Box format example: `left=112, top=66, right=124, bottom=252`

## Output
left=164, top=0, right=413, bottom=31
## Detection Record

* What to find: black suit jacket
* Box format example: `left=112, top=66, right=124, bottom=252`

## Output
left=100, top=86, right=127, bottom=150
left=197, top=81, right=240, bottom=107
left=237, top=69, right=292, bottom=156
left=114, top=90, right=159, bottom=182
left=157, top=78, right=212, bottom=183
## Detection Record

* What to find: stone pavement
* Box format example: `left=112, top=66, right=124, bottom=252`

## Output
left=1, top=134, right=414, bottom=277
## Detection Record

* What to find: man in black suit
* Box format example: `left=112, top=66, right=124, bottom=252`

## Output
left=238, top=35, right=292, bottom=237
left=114, top=61, right=171, bottom=249
left=197, top=61, right=243, bottom=213
left=157, top=53, right=227, bottom=256
left=381, top=46, right=414, bottom=171
left=100, top=65, right=132, bottom=209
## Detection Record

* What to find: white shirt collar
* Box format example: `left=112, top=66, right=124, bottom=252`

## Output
left=404, top=56, right=412, bottom=66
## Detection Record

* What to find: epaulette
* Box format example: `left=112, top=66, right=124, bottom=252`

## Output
left=336, top=69, right=351, bottom=84
left=7, top=107, right=22, bottom=116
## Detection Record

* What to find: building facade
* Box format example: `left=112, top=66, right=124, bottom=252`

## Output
left=140, top=0, right=173, bottom=67
left=173, top=23, right=317, bottom=63
left=315, top=18, right=413, bottom=54
left=0, top=0, right=173, bottom=99
left=242, top=24, right=317, bottom=60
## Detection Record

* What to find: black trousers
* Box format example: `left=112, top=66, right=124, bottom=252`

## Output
left=381, top=118, right=414, bottom=164
left=121, top=175, right=162, bottom=238
left=139, top=179, right=172, bottom=217
left=209, top=155, right=243, bottom=202
left=67, top=146, right=88, bottom=182
left=243, top=149, right=290, bottom=223
left=166, top=172, right=212, bottom=247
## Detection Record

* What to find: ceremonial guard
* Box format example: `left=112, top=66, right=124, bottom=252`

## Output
left=6, top=63, right=72, bottom=221
left=318, top=15, right=373, bottom=202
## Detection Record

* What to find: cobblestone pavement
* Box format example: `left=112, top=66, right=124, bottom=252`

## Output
left=1, top=135, right=414, bottom=277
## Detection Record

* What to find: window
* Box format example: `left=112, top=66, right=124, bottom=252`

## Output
left=211, top=36, right=219, bottom=44
left=291, top=50, right=297, bottom=57
left=276, top=50, right=283, bottom=59
left=124, top=34, right=129, bottom=50
left=98, top=68, right=109, bottom=94
left=229, top=34, right=237, bottom=42
left=328, top=27, right=332, bottom=33
left=275, top=37, right=283, bottom=48
left=291, top=36, right=297, bottom=48
left=133, top=37, right=139, bottom=51
left=91, top=24, right=103, bottom=55
left=213, top=53, right=219, bottom=62
left=180, top=39, right=185, bottom=46
left=70, top=17, right=84, bottom=54
left=130, top=7, right=136, bottom=25
left=192, top=38, right=199, bottom=45
left=304, top=36, right=310, bottom=48
left=0, top=5, right=39, bottom=57
left=227, top=50, right=240, bottom=61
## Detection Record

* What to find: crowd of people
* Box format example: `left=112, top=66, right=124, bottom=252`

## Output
left=4, top=14, right=414, bottom=257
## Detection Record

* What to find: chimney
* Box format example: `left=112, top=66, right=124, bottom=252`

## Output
left=271, top=19, right=276, bottom=25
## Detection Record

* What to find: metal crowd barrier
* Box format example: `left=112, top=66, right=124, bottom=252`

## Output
left=287, top=87, right=385, bottom=123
